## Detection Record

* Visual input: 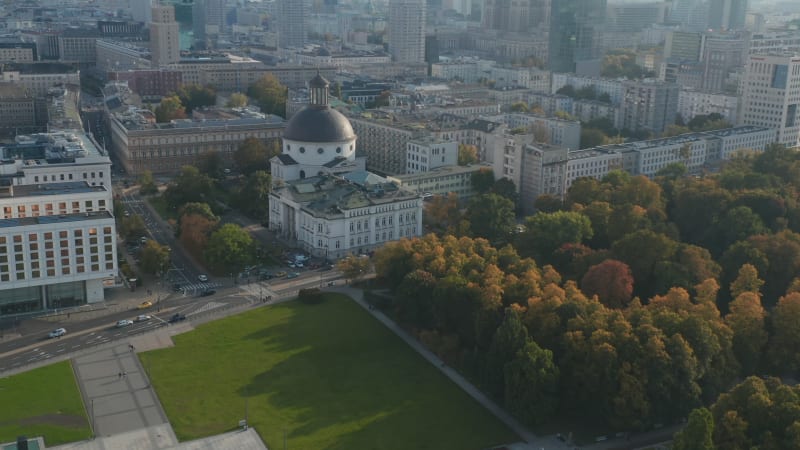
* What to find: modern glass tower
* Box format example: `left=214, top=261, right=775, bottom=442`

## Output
left=548, top=0, right=607, bottom=75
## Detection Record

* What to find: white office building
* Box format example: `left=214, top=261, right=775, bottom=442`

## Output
left=388, top=0, right=426, bottom=64
left=405, top=138, right=458, bottom=174
left=738, top=53, right=800, bottom=148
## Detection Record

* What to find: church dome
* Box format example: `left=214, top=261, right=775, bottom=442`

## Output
left=283, top=107, right=355, bottom=143
left=283, top=74, right=355, bottom=143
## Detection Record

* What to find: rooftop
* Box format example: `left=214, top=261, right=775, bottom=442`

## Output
left=1, top=181, right=107, bottom=199
left=1, top=131, right=107, bottom=163
left=114, top=107, right=285, bottom=131
left=274, top=173, right=419, bottom=219
left=392, top=163, right=491, bottom=182
left=0, top=210, right=112, bottom=229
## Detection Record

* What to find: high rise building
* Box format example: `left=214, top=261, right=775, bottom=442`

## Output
left=621, top=79, right=680, bottom=133
left=700, top=32, right=748, bottom=92
left=482, top=0, right=530, bottom=33
left=193, top=0, right=225, bottom=46
left=149, top=4, right=180, bottom=67
left=278, top=0, right=310, bottom=48
left=548, top=0, right=606, bottom=75
left=132, top=0, right=153, bottom=24
left=708, top=0, right=747, bottom=30
left=607, top=2, right=668, bottom=33
left=738, top=54, right=800, bottom=148
left=388, top=0, right=426, bottom=63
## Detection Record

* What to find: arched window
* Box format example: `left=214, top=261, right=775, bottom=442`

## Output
left=299, top=170, right=306, bottom=179
left=299, top=147, right=306, bottom=153
left=317, top=148, right=324, bottom=154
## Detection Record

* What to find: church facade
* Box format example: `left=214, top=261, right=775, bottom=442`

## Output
left=269, top=75, right=423, bottom=259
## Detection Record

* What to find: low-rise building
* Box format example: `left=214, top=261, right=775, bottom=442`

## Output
left=389, top=163, right=488, bottom=203
left=405, top=138, right=458, bottom=174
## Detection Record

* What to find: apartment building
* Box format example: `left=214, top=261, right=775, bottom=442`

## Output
left=484, top=113, right=582, bottom=150
left=96, top=39, right=151, bottom=74
left=678, top=89, right=739, bottom=123
left=406, top=138, right=458, bottom=174
left=389, top=163, right=488, bottom=203
left=108, top=106, right=286, bottom=175
left=620, top=79, right=680, bottom=133
left=0, top=63, right=81, bottom=97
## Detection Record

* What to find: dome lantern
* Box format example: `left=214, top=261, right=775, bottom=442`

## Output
left=309, top=73, right=330, bottom=108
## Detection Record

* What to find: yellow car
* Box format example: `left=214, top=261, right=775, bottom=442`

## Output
left=138, top=301, right=153, bottom=310
left=275, top=271, right=287, bottom=278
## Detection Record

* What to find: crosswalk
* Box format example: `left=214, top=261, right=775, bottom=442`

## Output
left=180, top=282, right=223, bottom=295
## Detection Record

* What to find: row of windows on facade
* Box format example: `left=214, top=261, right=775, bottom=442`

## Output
left=2, top=200, right=107, bottom=219
left=0, top=227, right=112, bottom=244
left=34, top=171, right=103, bottom=183
left=0, top=260, right=115, bottom=282
left=340, top=227, right=416, bottom=248
left=286, top=144, right=351, bottom=155
left=346, top=213, right=417, bottom=232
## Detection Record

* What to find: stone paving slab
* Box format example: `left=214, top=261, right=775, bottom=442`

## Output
left=47, top=426, right=267, bottom=450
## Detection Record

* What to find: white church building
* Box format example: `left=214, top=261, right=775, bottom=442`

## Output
left=269, top=74, right=423, bottom=259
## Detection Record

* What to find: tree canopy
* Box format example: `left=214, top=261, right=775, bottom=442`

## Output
left=247, top=74, right=287, bottom=117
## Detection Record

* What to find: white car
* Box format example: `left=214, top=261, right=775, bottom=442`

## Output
left=197, top=274, right=209, bottom=282
left=136, top=314, right=151, bottom=322
left=48, top=328, right=66, bottom=338
left=116, top=319, right=134, bottom=328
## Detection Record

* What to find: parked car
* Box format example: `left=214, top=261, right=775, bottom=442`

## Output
left=48, top=328, right=67, bottom=338
left=116, top=319, right=134, bottom=328
left=197, top=274, right=209, bottom=282
left=138, top=301, right=153, bottom=310
left=136, top=315, right=151, bottom=322
left=275, top=271, right=287, bottom=277
left=139, top=236, right=148, bottom=244
left=286, top=272, right=300, bottom=279
left=259, top=273, right=272, bottom=281
left=168, top=313, right=186, bottom=323
left=200, top=289, right=216, bottom=297
left=172, top=283, right=183, bottom=292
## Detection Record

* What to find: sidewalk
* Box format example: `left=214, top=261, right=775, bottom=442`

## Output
left=328, top=285, right=570, bottom=450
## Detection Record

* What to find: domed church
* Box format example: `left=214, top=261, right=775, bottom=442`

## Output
left=268, top=75, right=423, bottom=259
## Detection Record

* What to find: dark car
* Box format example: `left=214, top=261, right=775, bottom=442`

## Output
left=168, top=313, right=186, bottom=323
left=200, top=289, right=216, bottom=297
left=172, top=283, right=183, bottom=292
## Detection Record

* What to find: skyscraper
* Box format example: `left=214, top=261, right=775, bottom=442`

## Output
left=708, top=0, right=748, bottom=30
left=132, top=0, right=153, bottom=24
left=388, top=0, right=426, bottom=64
left=738, top=54, right=800, bottom=148
left=278, top=0, right=310, bottom=48
left=548, top=0, right=606, bottom=75
left=150, top=4, right=180, bottom=67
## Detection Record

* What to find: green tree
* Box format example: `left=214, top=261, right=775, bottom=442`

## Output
left=580, top=128, right=609, bottom=149
left=457, top=144, right=479, bottom=165
left=710, top=206, right=767, bottom=256
left=198, top=150, right=225, bottom=179
left=236, top=170, right=271, bottom=222
left=517, top=211, right=593, bottom=262
left=247, top=74, right=287, bottom=117
left=504, top=340, right=559, bottom=426
left=120, top=214, right=146, bottom=240
left=154, top=95, right=186, bottom=123
left=177, top=84, right=217, bottom=113
left=555, top=84, right=575, bottom=97
left=729, top=264, right=764, bottom=299
left=491, top=178, right=518, bottom=204
left=465, top=193, right=516, bottom=244
left=663, top=124, right=691, bottom=137
left=533, top=194, right=562, bottom=212
left=204, top=223, right=254, bottom=273
left=226, top=92, right=248, bottom=108
left=164, top=165, right=215, bottom=210
left=673, top=407, right=715, bottom=450
left=139, top=240, right=171, bottom=275
left=233, top=137, right=272, bottom=174
left=485, top=308, right=528, bottom=397
left=139, top=170, right=158, bottom=196
left=471, top=168, right=495, bottom=193
left=611, top=230, right=678, bottom=297
left=336, top=255, right=371, bottom=281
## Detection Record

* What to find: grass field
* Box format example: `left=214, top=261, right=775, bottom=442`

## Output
left=140, top=294, right=519, bottom=449
left=0, top=361, right=90, bottom=446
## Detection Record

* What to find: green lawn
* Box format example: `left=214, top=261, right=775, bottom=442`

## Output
left=140, top=294, right=519, bottom=449
left=0, top=361, right=91, bottom=446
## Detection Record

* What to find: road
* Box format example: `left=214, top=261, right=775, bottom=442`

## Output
left=0, top=268, right=345, bottom=374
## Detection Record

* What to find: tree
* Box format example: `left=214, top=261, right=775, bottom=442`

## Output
left=179, top=212, right=218, bottom=259
left=457, top=144, right=478, bottom=166
left=471, top=168, right=495, bottom=193
left=710, top=206, right=767, bottom=256
left=204, top=223, right=254, bottom=273
left=247, top=74, right=287, bottom=117
left=236, top=170, right=271, bottom=222
left=611, top=230, right=678, bottom=297
left=581, top=260, right=634, bottom=308
left=517, top=211, right=593, bottom=262
left=154, top=95, right=186, bottom=123
left=424, top=193, right=461, bottom=232
left=766, top=293, right=800, bottom=373
left=729, top=264, right=764, bottom=299
left=580, top=128, right=609, bottom=149
left=725, top=292, right=767, bottom=375
left=234, top=137, right=271, bottom=174
left=120, top=214, right=146, bottom=240
left=663, top=124, right=690, bottom=137
left=533, top=194, right=562, bottom=212
left=555, top=84, right=575, bottom=97
left=139, top=240, right=171, bottom=275
left=491, top=178, right=518, bottom=204
left=673, top=407, right=715, bottom=450
left=504, top=340, right=559, bottom=426
left=139, top=170, right=158, bottom=196
left=164, top=166, right=215, bottom=209
left=177, top=84, right=216, bottom=113
left=485, top=308, right=528, bottom=397
left=465, top=193, right=516, bottom=244
left=336, top=255, right=371, bottom=281
left=226, top=92, right=248, bottom=108
left=198, top=150, right=225, bottom=179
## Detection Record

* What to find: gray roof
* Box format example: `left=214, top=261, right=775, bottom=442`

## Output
left=276, top=154, right=298, bottom=165
left=283, top=106, right=355, bottom=143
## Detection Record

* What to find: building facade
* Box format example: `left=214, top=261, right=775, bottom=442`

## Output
left=388, top=0, right=426, bottom=64
left=149, top=4, right=180, bottom=67
left=738, top=54, right=800, bottom=148
left=621, top=79, right=680, bottom=133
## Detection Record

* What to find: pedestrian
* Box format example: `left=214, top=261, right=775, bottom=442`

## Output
left=118, top=372, right=122, bottom=379
left=123, top=371, right=127, bottom=378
